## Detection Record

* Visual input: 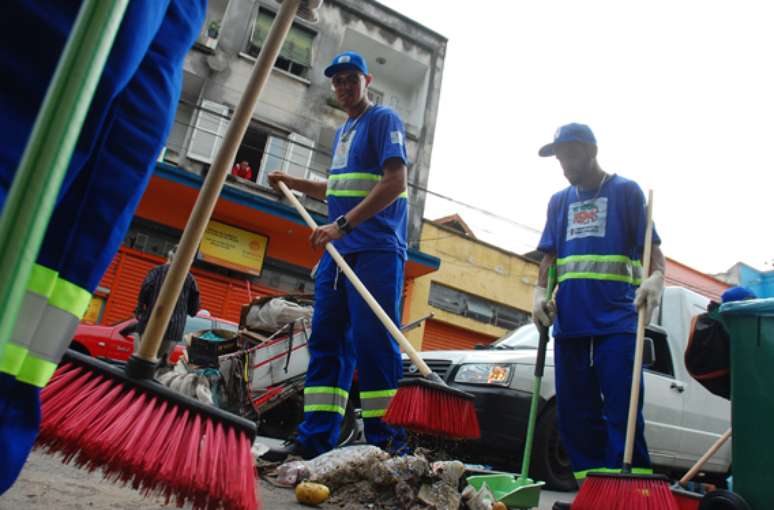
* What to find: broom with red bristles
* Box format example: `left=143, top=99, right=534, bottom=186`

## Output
left=35, top=1, right=323, bottom=509
left=277, top=181, right=480, bottom=440
left=571, top=190, right=678, bottom=510
left=670, top=428, right=731, bottom=510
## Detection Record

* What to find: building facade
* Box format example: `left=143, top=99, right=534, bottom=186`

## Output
left=715, top=262, right=774, bottom=299
left=84, top=0, right=446, bottom=325
left=404, top=218, right=538, bottom=351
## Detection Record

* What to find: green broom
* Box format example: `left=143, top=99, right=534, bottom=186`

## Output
left=17, top=1, right=322, bottom=509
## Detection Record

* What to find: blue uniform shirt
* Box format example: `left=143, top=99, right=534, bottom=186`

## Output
left=538, top=174, right=661, bottom=338
left=327, top=105, right=409, bottom=257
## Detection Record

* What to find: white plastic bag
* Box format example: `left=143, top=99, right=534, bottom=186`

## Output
left=305, top=445, right=389, bottom=489
left=245, top=298, right=312, bottom=331
left=276, top=460, right=311, bottom=486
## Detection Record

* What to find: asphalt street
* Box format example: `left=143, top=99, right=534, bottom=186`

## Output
left=1, top=450, right=576, bottom=509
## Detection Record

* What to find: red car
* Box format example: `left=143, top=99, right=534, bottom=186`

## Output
left=70, top=311, right=239, bottom=364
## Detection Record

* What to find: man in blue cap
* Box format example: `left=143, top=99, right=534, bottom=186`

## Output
left=265, top=50, right=409, bottom=460
left=532, top=123, right=666, bottom=505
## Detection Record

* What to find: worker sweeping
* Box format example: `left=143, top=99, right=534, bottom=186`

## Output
left=0, top=0, right=205, bottom=494
left=264, top=51, right=409, bottom=461
left=531, top=123, right=665, bottom=510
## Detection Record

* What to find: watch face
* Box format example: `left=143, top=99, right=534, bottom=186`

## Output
left=336, top=216, right=349, bottom=233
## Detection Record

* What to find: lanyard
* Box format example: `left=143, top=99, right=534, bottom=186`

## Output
left=341, top=104, right=372, bottom=143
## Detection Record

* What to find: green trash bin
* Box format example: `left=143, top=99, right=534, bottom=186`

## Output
left=720, top=298, right=774, bottom=509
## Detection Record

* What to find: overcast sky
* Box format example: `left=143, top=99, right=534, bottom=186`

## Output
left=381, top=0, right=773, bottom=275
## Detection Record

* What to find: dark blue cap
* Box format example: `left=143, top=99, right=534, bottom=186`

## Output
left=324, top=51, right=368, bottom=78
left=721, top=286, right=757, bottom=303
left=539, top=123, right=597, bottom=157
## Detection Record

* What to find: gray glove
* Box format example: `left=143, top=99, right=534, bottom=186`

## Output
left=532, top=286, right=556, bottom=328
left=635, top=270, right=664, bottom=321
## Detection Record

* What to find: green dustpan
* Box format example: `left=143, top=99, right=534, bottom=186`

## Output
left=467, top=269, right=556, bottom=508
left=466, top=474, right=545, bottom=509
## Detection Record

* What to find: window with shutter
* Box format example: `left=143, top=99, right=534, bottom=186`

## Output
left=428, top=282, right=529, bottom=328
left=187, top=100, right=230, bottom=164
left=245, top=9, right=315, bottom=78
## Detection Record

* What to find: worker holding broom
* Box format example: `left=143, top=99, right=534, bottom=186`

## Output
left=532, top=123, right=665, bottom=509
left=0, top=0, right=205, bottom=494
left=265, top=51, right=410, bottom=461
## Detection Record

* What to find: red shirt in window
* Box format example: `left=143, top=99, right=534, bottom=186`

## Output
left=231, top=162, right=253, bottom=180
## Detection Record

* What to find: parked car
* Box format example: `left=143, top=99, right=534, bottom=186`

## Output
left=404, top=286, right=731, bottom=491
left=70, top=311, right=238, bottom=364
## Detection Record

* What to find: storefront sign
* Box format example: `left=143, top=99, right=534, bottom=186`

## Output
left=199, top=220, right=268, bottom=276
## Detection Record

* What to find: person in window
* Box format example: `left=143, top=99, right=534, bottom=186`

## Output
left=231, top=160, right=254, bottom=181
left=532, top=123, right=665, bottom=508
left=264, top=51, right=409, bottom=461
left=134, top=248, right=200, bottom=367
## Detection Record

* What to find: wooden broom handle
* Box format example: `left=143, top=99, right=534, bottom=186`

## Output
left=623, top=189, right=654, bottom=468
left=679, top=428, right=732, bottom=485
left=136, top=0, right=302, bottom=361
left=277, top=181, right=433, bottom=377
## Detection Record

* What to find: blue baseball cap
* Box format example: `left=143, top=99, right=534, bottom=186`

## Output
left=721, top=286, right=757, bottom=303
left=324, top=51, right=368, bottom=78
left=538, top=123, right=597, bottom=157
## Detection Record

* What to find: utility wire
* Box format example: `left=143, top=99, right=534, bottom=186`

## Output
left=168, top=113, right=544, bottom=237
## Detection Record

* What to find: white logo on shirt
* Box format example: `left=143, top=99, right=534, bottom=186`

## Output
left=390, top=130, right=403, bottom=145
left=567, top=197, right=608, bottom=240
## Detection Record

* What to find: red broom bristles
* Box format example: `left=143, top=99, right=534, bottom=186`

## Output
left=572, top=473, right=679, bottom=510
left=383, top=383, right=480, bottom=439
left=672, top=488, right=702, bottom=510
left=37, top=362, right=259, bottom=510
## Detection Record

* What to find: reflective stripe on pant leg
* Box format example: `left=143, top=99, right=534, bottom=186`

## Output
left=347, top=251, right=406, bottom=451
left=296, top=253, right=353, bottom=456
left=303, top=386, right=348, bottom=415
left=360, top=389, right=397, bottom=418
left=16, top=277, right=90, bottom=387
left=0, top=265, right=58, bottom=376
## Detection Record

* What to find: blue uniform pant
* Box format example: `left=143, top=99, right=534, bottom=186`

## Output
left=0, top=0, right=205, bottom=290
left=553, top=333, right=651, bottom=480
left=297, top=251, right=406, bottom=456
left=0, top=0, right=204, bottom=495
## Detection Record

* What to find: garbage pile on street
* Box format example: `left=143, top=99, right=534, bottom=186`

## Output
left=259, top=445, right=510, bottom=509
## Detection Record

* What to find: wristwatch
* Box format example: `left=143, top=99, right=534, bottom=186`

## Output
left=335, top=215, right=352, bottom=234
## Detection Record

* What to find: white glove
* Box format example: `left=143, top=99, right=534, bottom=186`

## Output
left=635, top=270, right=664, bottom=320
left=532, top=286, right=556, bottom=328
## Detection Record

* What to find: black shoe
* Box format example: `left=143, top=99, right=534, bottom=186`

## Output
left=260, top=440, right=312, bottom=462
left=552, top=503, right=572, bottom=510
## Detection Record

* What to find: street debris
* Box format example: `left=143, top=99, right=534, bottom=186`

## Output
left=266, top=444, right=511, bottom=509
left=461, top=482, right=497, bottom=510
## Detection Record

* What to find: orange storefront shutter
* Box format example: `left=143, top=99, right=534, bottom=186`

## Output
left=192, top=270, right=230, bottom=318
left=97, top=247, right=288, bottom=326
left=100, top=248, right=160, bottom=324
left=422, top=319, right=497, bottom=351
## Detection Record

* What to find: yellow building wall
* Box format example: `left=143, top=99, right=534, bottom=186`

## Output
left=405, top=221, right=540, bottom=349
